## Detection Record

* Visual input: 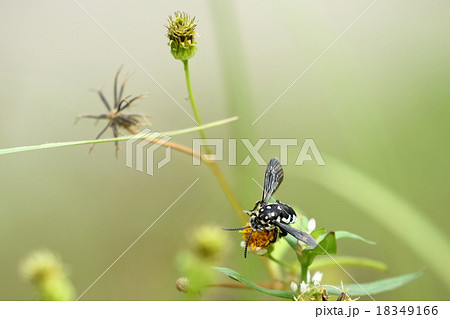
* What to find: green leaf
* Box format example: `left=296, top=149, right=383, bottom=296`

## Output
left=325, top=270, right=423, bottom=296
left=299, top=155, right=450, bottom=288
left=311, top=227, right=326, bottom=241
left=214, top=267, right=294, bottom=300
left=335, top=231, right=376, bottom=245
left=310, top=256, right=388, bottom=272
left=308, top=232, right=337, bottom=254
left=301, top=232, right=337, bottom=268
left=0, top=116, right=238, bottom=156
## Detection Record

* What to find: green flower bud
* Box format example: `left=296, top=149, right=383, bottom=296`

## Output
left=166, top=11, right=198, bottom=61
left=20, top=250, right=75, bottom=301
left=192, top=225, right=227, bottom=261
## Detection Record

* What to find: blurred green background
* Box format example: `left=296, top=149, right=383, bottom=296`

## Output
left=0, top=0, right=449, bottom=300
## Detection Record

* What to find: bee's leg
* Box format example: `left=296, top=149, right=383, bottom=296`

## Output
left=279, top=227, right=288, bottom=238
left=249, top=216, right=262, bottom=232
left=251, top=201, right=261, bottom=212
left=270, top=228, right=278, bottom=243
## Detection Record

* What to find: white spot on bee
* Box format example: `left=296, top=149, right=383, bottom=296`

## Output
left=266, top=205, right=271, bottom=209
left=277, top=206, right=282, bottom=210
left=282, top=217, right=290, bottom=223
left=270, top=212, right=275, bottom=217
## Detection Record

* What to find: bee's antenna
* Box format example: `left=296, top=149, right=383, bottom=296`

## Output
left=244, top=229, right=253, bottom=258
left=223, top=226, right=251, bottom=231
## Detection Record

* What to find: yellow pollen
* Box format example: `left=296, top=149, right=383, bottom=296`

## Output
left=239, top=223, right=276, bottom=249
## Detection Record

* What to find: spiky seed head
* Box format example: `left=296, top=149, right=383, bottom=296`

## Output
left=166, top=11, right=198, bottom=61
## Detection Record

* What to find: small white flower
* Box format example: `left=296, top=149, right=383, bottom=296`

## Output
left=307, top=218, right=316, bottom=233
left=300, top=281, right=308, bottom=294
left=312, top=271, right=323, bottom=286
left=290, top=282, right=299, bottom=293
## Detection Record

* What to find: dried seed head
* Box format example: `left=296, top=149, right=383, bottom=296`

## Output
left=175, top=277, right=190, bottom=293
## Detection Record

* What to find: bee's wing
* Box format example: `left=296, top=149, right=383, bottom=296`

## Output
left=262, top=158, right=284, bottom=204
left=273, top=221, right=318, bottom=247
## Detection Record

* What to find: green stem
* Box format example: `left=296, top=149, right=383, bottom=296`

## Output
left=300, top=263, right=308, bottom=284
left=0, top=117, right=238, bottom=156
left=267, top=254, right=293, bottom=270
left=183, top=60, right=208, bottom=144
left=180, top=59, right=246, bottom=222
left=205, top=158, right=246, bottom=222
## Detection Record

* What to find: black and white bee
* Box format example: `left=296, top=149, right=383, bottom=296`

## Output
left=225, top=157, right=318, bottom=258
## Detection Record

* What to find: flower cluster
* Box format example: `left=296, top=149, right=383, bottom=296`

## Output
left=239, top=223, right=276, bottom=256
left=290, top=271, right=356, bottom=301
